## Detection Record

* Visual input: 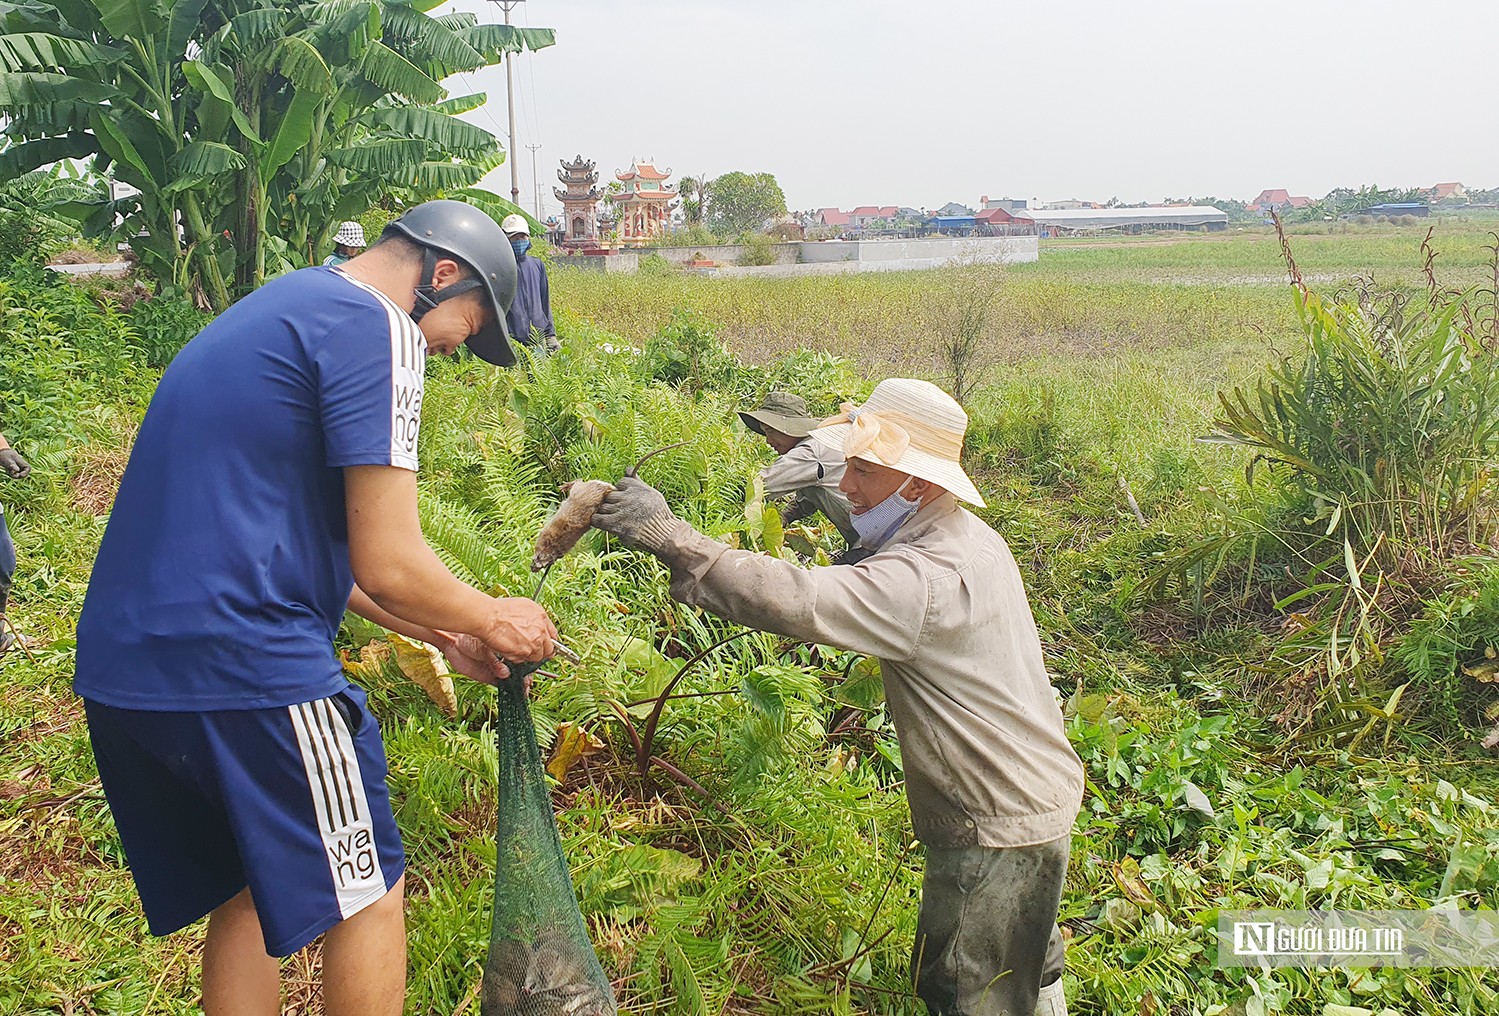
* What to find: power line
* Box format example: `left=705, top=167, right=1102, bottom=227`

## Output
left=526, top=143, right=543, bottom=219
left=524, top=13, right=544, bottom=216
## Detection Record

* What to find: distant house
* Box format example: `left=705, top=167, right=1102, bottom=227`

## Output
left=1040, top=198, right=1099, bottom=210
left=1426, top=182, right=1467, bottom=203
left=933, top=201, right=973, bottom=217
left=976, top=207, right=1023, bottom=224
left=980, top=195, right=1028, bottom=212
left=848, top=205, right=900, bottom=228
left=1248, top=189, right=1312, bottom=213
left=816, top=207, right=851, bottom=228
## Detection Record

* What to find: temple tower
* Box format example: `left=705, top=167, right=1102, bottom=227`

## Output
left=612, top=160, right=677, bottom=245
left=553, top=155, right=602, bottom=245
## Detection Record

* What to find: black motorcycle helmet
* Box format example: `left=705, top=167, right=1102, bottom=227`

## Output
left=381, top=200, right=520, bottom=366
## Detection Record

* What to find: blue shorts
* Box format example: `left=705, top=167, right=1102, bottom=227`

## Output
left=83, top=684, right=405, bottom=956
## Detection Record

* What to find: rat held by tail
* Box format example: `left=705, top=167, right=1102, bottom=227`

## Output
left=530, top=441, right=691, bottom=571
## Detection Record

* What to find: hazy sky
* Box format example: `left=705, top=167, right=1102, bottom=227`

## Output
left=436, top=0, right=1499, bottom=215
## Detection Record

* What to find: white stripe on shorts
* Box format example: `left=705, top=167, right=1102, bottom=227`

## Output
left=288, top=697, right=388, bottom=918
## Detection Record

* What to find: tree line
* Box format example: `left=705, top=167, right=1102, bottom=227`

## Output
left=0, top=0, right=554, bottom=311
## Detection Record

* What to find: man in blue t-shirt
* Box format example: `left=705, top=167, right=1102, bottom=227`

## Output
left=74, top=201, right=553, bottom=1015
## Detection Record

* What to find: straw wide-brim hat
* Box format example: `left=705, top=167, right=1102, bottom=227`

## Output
left=738, top=391, right=821, bottom=439
left=809, top=378, right=985, bottom=506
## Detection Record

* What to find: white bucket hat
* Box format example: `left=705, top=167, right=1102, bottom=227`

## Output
left=334, top=220, right=365, bottom=247
left=501, top=213, right=531, bottom=236
left=809, top=378, right=985, bottom=507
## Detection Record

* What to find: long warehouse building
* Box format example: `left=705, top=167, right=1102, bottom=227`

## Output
left=1007, top=205, right=1229, bottom=233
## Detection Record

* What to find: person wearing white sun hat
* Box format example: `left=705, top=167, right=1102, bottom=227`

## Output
left=500, top=212, right=560, bottom=353
left=592, top=378, right=1082, bottom=1016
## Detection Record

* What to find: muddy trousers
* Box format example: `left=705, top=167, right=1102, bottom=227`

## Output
left=911, top=836, right=1069, bottom=1016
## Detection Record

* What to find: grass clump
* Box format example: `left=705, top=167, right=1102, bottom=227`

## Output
left=1148, top=228, right=1499, bottom=735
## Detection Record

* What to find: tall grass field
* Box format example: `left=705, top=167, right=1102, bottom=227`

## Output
left=2, top=223, right=1497, bottom=1015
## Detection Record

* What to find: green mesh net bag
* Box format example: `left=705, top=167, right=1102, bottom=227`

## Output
left=482, top=669, right=617, bottom=1016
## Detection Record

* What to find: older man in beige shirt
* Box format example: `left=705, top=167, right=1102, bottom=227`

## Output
left=594, top=379, right=1082, bottom=1016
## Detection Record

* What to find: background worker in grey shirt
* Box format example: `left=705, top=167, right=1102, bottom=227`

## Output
left=739, top=391, right=860, bottom=553
left=596, top=378, right=1082, bottom=1016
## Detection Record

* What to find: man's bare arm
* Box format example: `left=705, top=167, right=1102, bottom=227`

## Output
left=344, top=465, right=556, bottom=663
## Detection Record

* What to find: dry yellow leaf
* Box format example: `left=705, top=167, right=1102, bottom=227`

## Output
left=339, top=639, right=392, bottom=682
left=1112, top=857, right=1157, bottom=910
left=1462, top=659, right=1499, bottom=684
left=387, top=632, right=458, bottom=718
left=546, top=722, right=605, bottom=782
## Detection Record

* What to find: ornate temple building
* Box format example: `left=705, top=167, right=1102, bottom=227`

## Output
left=553, top=155, right=602, bottom=245
left=612, top=160, right=677, bottom=245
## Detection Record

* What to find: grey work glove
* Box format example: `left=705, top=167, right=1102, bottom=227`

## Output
left=0, top=448, right=29, bottom=480
left=778, top=497, right=815, bottom=527
left=832, top=546, right=875, bottom=567
left=591, top=476, right=686, bottom=556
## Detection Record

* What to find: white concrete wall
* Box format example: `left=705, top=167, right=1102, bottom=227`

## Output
left=555, top=251, right=639, bottom=273
left=647, top=243, right=799, bottom=266
left=798, top=236, right=1037, bottom=270
left=555, top=236, right=1038, bottom=277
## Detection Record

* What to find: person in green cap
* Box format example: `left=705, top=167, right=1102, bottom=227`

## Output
left=738, top=391, right=861, bottom=558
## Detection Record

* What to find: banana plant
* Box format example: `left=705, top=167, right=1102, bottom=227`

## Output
left=0, top=0, right=553, bottom=309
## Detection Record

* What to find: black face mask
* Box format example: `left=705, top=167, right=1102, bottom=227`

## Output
left=409, top=247, right=484, bottom=325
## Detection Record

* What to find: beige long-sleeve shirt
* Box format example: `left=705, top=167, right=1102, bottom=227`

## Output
left=644, top=492, right=1084, bottom=848
left=760, top=440, right=858, bottom=546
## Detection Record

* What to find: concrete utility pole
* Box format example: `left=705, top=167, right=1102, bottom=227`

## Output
left=526, top=143, right=543, bottom=219
left=487, top=1, right=526, bottom=206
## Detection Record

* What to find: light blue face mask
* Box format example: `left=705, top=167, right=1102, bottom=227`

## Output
left=850, top=476, right=921, bottom=548
left=510, top=237, right=531, bottom=257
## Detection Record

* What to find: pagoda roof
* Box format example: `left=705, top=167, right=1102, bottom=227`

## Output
left=613, top=189, right=676, bottom=203
left=555, top=186, right=602, bottom=202
left=617, top=160, right=671, bottom=181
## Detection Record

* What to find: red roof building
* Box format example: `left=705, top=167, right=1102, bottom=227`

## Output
left=1427, top=182, right=1467, bottom=202
left=816, top=207, right=851, bottom=227
left=1249, top=188, right=1312, bottom=212
left=613, top=160, right=677, bottom=245
left=848, top=205, right=900, bottom=227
